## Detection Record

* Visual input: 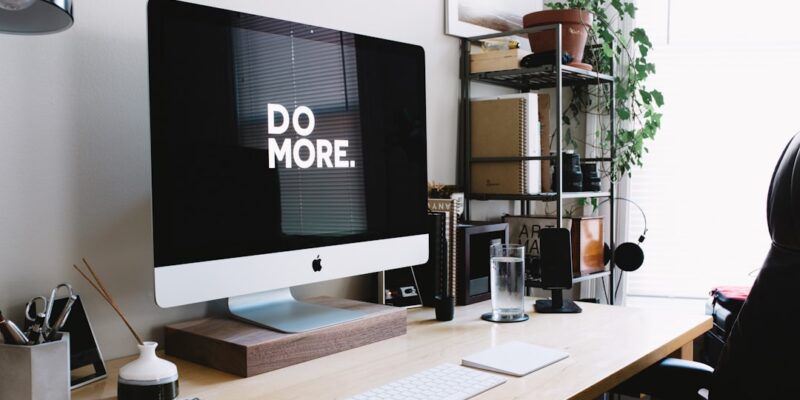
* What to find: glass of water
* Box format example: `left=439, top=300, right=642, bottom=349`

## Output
left=483, top=243, right=528, bottom=322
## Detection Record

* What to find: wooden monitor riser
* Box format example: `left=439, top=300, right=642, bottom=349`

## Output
left=164, top=297, right=406, bottom=377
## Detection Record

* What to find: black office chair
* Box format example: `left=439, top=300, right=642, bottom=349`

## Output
left=615, top=132, right=800, bottom=399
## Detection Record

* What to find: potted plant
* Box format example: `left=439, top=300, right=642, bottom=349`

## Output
left=522, top=8, right=594, bottom=67
left=534, top=0, right=663, bottom=182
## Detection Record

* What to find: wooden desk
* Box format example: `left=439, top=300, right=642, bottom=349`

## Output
left=73, top=299, right=711, bottom=400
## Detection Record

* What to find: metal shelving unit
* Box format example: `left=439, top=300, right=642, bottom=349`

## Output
left=471, top=64, right=613, bottom=90
left=458, top=24, right=618, bottom=303
left=527, top=271, right=611, bottom=289
left=468, top=191, right=611, bottom=202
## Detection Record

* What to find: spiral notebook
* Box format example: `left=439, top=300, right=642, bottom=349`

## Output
left=470, top=94, right=541, bottom=194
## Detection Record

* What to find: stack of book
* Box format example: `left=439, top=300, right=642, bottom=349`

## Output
left=470, top=93, right=550, bottom=195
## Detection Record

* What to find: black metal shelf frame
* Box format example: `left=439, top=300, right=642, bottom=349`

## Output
left=468, top=191, right=611, bottom=202
left=470, top=156, right=612, bottom=163
left=471, top=64, right=614, bottom=90
left=527, top=271, right=611, bottom=289
left=458, top=23, right=619, bottom=303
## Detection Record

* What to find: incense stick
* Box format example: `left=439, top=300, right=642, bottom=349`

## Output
left=83, top=258, right=112, bottom=301
left=72, top=265, right=108, bottom=301
left=73, top=260, right=144, bottom=346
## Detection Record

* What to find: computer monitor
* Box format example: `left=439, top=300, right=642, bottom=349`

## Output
left=147, top=0, right=429, bottom=332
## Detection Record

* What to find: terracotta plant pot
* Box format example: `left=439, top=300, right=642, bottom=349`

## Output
left=522, top=9, right=593, bottom=64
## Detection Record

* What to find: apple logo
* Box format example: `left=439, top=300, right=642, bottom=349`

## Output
left=312, top=255, right=322, bottom=272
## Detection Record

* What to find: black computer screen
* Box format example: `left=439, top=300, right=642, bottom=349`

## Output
left=147, top=0, right=428, bottom=267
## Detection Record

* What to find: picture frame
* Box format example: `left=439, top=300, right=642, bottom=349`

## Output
left=445, top=0, right=543, bottom=39
left=455, top=222, right=509, bottom=305
left=503, top=215, right=606, bottom=280
left=34, top=296, right=107, bottom=389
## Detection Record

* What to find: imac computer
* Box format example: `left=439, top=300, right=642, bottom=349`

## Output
left=147, top=0, right=428, bottom=333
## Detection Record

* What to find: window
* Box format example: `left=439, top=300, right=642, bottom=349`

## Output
left=626, top=0, right=800, bottom=298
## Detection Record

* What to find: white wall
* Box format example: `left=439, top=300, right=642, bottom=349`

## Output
left=0, top=0, right=472, bottom=359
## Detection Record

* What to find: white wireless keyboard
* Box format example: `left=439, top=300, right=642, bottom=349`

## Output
left=348, top=363, right=506, bottom=400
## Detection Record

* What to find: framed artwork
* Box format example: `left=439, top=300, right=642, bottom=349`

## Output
left=445, top=0, right=543, bottom=38
left=503, top=215, right=606, bottom=280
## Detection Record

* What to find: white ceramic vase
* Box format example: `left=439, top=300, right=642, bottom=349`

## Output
left=118, top=341, right=179, bottom=400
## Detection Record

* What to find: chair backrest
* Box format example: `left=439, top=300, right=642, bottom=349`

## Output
left=767, top=133, right=800, bottom=251
left=711, top=133, right=800, bottom=399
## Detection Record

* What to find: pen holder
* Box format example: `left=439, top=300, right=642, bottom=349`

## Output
left=434, top=295, right=455, bottom=321
left=0, top=332, right=70, bottom=400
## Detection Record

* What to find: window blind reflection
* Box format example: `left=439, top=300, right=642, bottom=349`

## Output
left=232, top=21, right=367, bottom=236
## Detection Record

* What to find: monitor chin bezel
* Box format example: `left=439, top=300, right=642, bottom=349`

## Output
left=153, top=234, right=428, bottom=308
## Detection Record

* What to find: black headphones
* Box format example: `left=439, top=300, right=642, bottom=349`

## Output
left=601, top=197, right=648, bottom=272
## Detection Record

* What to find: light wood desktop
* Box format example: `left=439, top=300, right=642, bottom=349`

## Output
left=73, top=298, right=711, bottom=400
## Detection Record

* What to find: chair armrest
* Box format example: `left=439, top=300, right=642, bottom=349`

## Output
left=614, top=358, right=714, bottom=400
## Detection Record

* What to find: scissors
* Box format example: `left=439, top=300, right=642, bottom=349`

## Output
left=24, top=283, right=77, bottom=344
left=24, top=295, right=49, bottom=344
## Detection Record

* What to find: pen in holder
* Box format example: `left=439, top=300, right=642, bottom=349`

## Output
left=0, top=333, right=70, bottom=400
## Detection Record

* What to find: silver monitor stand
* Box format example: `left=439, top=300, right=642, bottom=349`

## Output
left=228, top=288, right=366, bottom=333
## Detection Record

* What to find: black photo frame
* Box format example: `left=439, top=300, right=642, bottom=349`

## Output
left=456, top=222, right=509, bottom=305
left=48, top=296, right=107, bottom=388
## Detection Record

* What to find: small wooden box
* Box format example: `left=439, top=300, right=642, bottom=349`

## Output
left=469, top=48, right=530, bottom=73
left=165, top=297, right=406, bottom=377
left=571, top=216, right=605, bottom=275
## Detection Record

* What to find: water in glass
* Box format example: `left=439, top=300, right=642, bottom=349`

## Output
left=490, top=255, right=525, bottom=319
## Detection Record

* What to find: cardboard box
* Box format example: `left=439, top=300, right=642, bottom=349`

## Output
left=470, top=48, right=530, bottom=73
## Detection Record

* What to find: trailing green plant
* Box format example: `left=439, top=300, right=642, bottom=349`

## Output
left=546, top=0, right=663, bottom=180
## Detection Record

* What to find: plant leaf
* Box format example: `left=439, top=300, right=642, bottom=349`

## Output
left=617, top=107, right=631, bottom=120
left=630, top=28, right=652, bottom=48
left=624, top=2, right=637, bottom=18
left=610, top=0, right=624, bottom=15
left=651, top=90, right=664, bottom=106
left=639, top=89, right=652, bottom=104
left=601, top=42, right=613, bottom=58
